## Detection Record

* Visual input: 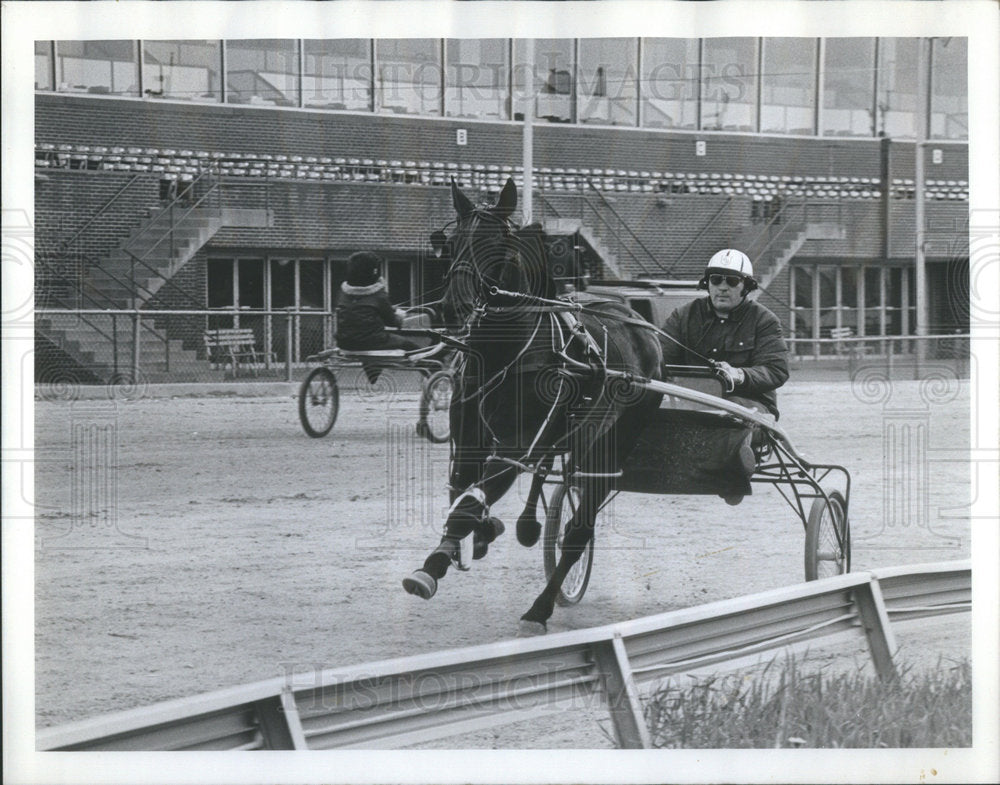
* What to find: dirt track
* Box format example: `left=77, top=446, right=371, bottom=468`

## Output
left=33, top=376, right=972, bottom=743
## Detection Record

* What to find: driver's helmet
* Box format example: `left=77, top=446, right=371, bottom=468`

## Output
left=701, top=249, right=758, bottom=291
left=345, top=251, right=383, bottom=288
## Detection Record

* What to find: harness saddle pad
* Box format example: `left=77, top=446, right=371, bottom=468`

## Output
left=615, top=407, right=755, bottom=496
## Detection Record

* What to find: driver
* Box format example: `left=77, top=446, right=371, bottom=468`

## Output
left=335, top=251, right=423, bottom=353
left=660, top=249, right=789, bottom=505
left=661, top=249, right=789, bottom=419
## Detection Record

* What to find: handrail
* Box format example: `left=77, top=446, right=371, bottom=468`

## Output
left=532, top=186, right=659, bottom=280
left=665, top=195, right=736, bottom=276
left=580, top=178, right=663, bottom=275
left=121, top=174, right=271, bottom=310
left=56, top=174, right=143, bottom=251
left=35, top=561, right=970, bottom=751
left=36, top=249, right=171, bottom=342
left=123, top=169, right=220, bottom=258
left=117, top=251, right=208, bottom=311
left=744, top=198, right=807, bottom=262
left=575, top=193, right=647, bottom=276
left=37, top=271, right=176, bottom=331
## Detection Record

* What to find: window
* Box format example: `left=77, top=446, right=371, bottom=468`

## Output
left=930, top=37, right=967, bottom=140
left=143, top=40, right=221, bottom=102
left=270, top=258, right=296, bottom=309
left=877, top=38, right=919, bottom=138
left=238, top=258, right=265, bottom=308
left=375, top=39, right=441, bottom=116
left=790, top=265, right=814, bottom=344
left=55, top=40, right=138, bottom=96
left=641, top=38, right=699, bottom=129
left=792, top=264, right=915, bottom=356
left=269, top=258, right=327, bottom=361
left=864, top=266, right=884, bottom=336
left=445, top=39, right=509, bottom=120
left=577, top=38, right=637, bottom=127
left=701, top=38, right=757, bottom=131
left=226, top=40, right=299, bottom=107
left=760, top=38, right=816, bottom=134
left=299, top=260, right=325, bottom=309
left=303, top=39, right=371, bottom=111
left=514, top=38, right=574, bottom=123
left=207, top=258, right=235, bottom=309
left=35, top=41, right=53, bottom=91
left=822, top=38, right=876, bottom=137
left=207, top=257, right=265, bottom=309
left=838, top=267, right=860, bottom=336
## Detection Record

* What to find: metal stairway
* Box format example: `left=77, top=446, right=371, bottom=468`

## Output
left=36, top=311, right=195, bottom=383
left=36, top=185, right=271, bottom=383
left=88, top=207, right=226, bottom=309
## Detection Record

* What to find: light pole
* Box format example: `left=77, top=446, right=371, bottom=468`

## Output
left=522, top=41, right=534, bottom=224
left=914, top=37, right=930, bottom=364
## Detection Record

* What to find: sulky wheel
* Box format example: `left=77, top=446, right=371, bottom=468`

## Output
left=418, top=370, right=454, bottom=444
left=298, top=366, right=339, bottom=438
left=804, top=490, right=851, bottom=580
left=543, top=483, right=593, bottom=606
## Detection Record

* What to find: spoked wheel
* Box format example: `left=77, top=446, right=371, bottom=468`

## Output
left=543, top=484, right=593, bottom=606
left=418, top=370, right=454, bottom=444
left=298, top=367, right=339, bottom=438
left=804, top=490, right=851, bottom=580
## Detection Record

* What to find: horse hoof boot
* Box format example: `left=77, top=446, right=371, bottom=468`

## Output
left=473, top=516, right=505, bottom=560
left=516, top=515, right=541, bottom=547
left=402, top=570, right=437, bottom=599
left=517, top=619, right=547, bottom=637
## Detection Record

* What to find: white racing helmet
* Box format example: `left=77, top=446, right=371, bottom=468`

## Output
left=700, top=248, right=758, bottom=291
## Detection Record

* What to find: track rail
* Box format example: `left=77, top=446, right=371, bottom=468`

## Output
left=36, top=560, right=970, bottom=751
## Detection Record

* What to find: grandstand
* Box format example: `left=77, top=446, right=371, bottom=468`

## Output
left=33, top=37, right=969, bottom=383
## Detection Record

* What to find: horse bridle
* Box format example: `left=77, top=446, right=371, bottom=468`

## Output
left=441, top=208, right=517, bottom=310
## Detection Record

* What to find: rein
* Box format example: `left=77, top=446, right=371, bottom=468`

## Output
left=577, top=300, right=720, bottom=369
left=438, top=204, right=719, bottom=480
left=485, top=285, right=719, bottom=370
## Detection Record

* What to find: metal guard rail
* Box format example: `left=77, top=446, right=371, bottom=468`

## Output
left=36, top=560, right=970, bottom=751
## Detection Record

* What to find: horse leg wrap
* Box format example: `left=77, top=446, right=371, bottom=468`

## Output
left=473, top=517, right=505, bottom=560
left=444, top=487, right=491, bottom=571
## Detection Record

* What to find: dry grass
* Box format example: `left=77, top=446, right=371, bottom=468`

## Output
left=643, top=654, right=971, bottom=749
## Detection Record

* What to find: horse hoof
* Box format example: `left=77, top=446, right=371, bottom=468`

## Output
left=517, top=619, right=547, bottom=637
left=516, top=516, right=541, bottom=547
left=402, top=570, right=437, bottom=599
left=473, top=517, right=505, bottom=560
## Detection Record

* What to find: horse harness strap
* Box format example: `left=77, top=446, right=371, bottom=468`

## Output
left=551, top=310, right=606, bottom=375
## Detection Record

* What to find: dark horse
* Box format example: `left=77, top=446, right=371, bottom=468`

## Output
left=403, top=178, right=663, bottom=635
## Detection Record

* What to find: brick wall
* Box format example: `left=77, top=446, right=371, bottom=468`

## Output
left=38, top=94, right=965, bottom=183
left=888, top=201, right=969, bottom=259
left=34, top=94, right=970, bottom=322
left=35, top=169, right=160, bottom=284
left=211, top=182, right=456, bottom=252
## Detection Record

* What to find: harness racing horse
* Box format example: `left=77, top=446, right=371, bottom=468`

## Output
left=402, top=178, right=664, bottom=635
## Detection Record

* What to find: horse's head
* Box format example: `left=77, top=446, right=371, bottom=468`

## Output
left=434, top=178, right=553, bottom=324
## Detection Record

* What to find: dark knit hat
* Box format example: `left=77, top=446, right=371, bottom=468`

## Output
left=345, top=252, right=383, bottom=288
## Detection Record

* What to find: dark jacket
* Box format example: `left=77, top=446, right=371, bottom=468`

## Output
left=335, top=282, right=402, bottom=350
left=662, top=295, right=789, bottom=417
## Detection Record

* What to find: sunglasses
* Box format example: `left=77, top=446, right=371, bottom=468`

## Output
left=708, top=274, right=744, bottom=288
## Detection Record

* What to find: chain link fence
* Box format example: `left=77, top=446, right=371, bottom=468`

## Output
left=35, top=308, right=335, bottom=391
left=788, top=334, right=971, bottom=380
left=37, top=307, right=972, bottom=393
